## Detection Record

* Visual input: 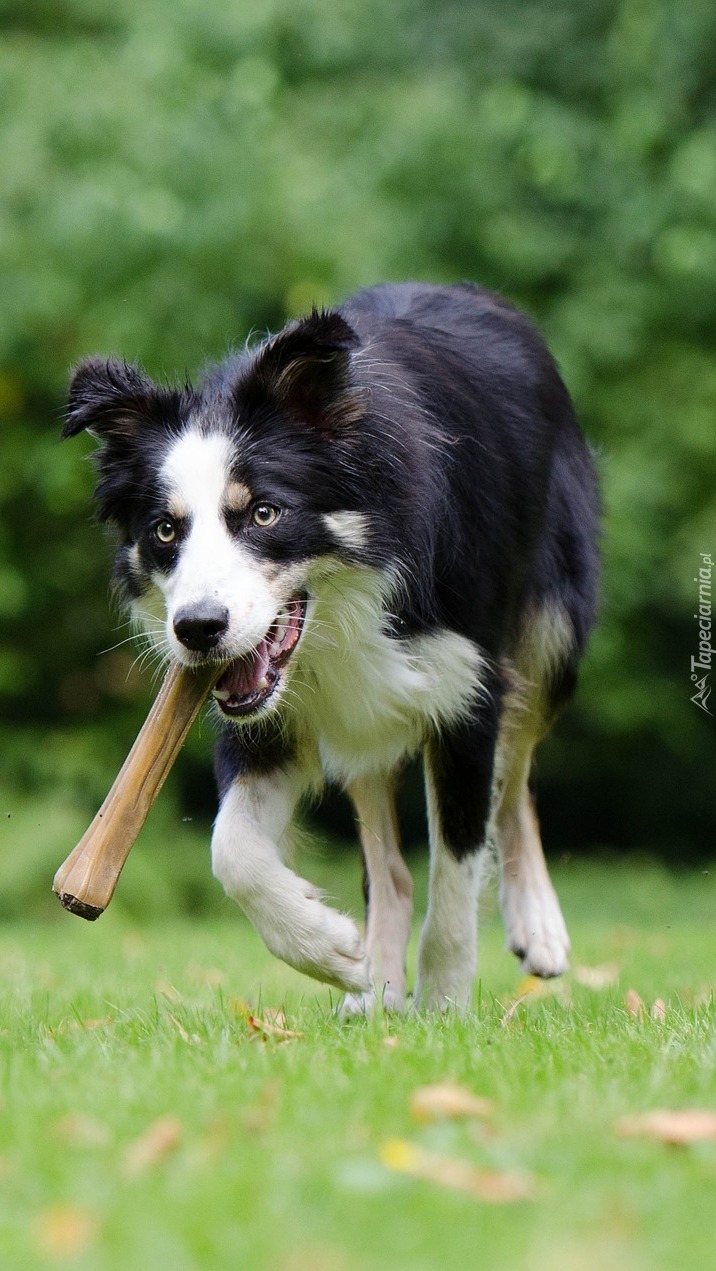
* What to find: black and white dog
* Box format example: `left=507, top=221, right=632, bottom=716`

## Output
left=64, top=282, right=599, bottom=1011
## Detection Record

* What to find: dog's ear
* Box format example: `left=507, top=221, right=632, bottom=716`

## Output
left=240, top=310, right=365, bottom=434
left=63, top=357, right=165, bottom=440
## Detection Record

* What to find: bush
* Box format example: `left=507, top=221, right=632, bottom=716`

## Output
left=1, top=0, right=714, bottom=860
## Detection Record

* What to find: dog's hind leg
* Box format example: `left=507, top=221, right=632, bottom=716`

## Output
left=342, top=773, right=413, bottom=1015
left=495, top=753, right=570, bottom=978
left=212, top=767, right=370, bottom=993
left=494, top=618, right=572, bottom=978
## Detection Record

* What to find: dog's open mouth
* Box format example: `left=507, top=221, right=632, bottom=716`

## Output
left=211, top=595, right=306, bottom=717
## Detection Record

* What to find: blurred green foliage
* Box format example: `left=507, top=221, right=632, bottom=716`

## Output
left=1, top=0, right=714, bottom=864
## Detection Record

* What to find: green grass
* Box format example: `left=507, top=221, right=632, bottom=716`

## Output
left=1, top=851, right=716, bottom=1270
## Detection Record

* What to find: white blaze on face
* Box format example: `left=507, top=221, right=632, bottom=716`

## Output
left=156, top=427, right=283, bottom=660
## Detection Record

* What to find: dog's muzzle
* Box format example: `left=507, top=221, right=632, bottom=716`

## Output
left=211, top=594, right=307, bottom=717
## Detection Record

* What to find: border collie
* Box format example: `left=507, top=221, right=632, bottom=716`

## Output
left=64, top=282, right=599, bottom=1011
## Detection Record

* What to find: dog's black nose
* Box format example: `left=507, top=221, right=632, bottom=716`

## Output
left=173, top=604, right=229, bottom=653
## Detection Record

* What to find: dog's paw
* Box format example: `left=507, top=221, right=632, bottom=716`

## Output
left=304, top=904, right=370, bottom=993
left=413, top=982, right=471, bottom=1012
left=502, top=882, right=570, bottom=978
left=340, top=982, right=407, bottom=1018
left=264, top=897, right=370, bottom=994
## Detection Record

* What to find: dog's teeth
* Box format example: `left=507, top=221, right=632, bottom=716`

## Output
left=212, top=689, right=232, bottom=702
left=274, top=622, right=288, bottom=645
left=258, top=676, right=269, bottom=690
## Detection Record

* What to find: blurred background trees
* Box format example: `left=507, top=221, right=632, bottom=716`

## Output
left=1, top=0, right=714, bottom=887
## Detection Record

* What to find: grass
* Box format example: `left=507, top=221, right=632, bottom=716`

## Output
left=1, top=848, right=715, bottom=1270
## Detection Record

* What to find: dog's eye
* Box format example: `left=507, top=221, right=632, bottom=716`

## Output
left=252, top=504, right=280, bottom=528
left=154, top=519, right=176, bottom=544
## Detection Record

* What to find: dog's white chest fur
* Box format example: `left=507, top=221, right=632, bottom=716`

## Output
left=292, top=570, right=486, bottom=781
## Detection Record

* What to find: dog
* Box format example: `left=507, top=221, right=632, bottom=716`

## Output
left=63, top=282, right=600, bottom=1011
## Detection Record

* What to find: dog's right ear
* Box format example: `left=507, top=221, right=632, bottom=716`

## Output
left=63, top=357, right=160, bottom=440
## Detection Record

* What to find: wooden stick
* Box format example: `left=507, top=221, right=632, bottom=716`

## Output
left=53, top=661, right=219, bottom=920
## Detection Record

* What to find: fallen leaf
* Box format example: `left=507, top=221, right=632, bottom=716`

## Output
left=280, top=1243, right=354, bottom=1271
left=514, top=975, right=543, bottom=998
left=616, top=1109, right=716, bottom=1146
left=379, top=1138, right=536, bottom=1202
left=409, top=1082, right=494, bottom=1122
left=124, top=1115, right=183, bottom=1174
left=500, top=976, right=556, bottom=1026
left=188, top=964, right=225, bottom=987
left=625, top=988, right=645, bottom=1019
left=650, top=998, right=667, bottom=1023
left=53, top=1113, right=111, bottom=1148
left=246, top=1014, right=303, bottom=1041
left=228, top=996, right=252, bottom=1016
left=242, top=1078, right=281, bottom=1133
left=263, top=1007, right=288, bottom=1028
left=383, top=1036, right=399, bottom=1049
left=573, top=963, right=620, bottom=989
left=36, top=1206, right=97, bottom=1258
left=166, top=1012, right=200, bottom=1044
left=193, top=1116, right=230, bottom=1164
left=121, top=931, right=146, bottom=960
left=501, top=973, right=571, bottom=1027
left=155, top=981, right=181, bottom=1003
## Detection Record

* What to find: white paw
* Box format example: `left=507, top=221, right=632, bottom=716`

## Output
left=340, top=983, right=406, bottom=1018
left=501, top=882, right=570, bottom=978
left=254, top=890, right=370, bottom=994
left=413, top=982, right=471, bottom=1012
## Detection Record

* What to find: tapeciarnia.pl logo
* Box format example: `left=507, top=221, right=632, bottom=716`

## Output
left=691, top=552, right=713, bottom=715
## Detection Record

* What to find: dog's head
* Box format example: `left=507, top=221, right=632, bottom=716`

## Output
left=64, top=310, right=375, bottom=719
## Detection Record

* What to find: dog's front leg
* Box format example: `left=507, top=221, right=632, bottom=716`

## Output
left=342, top=772, right=413, bottom=1016
left=212, top=769, right=369, bottom=993
left=415, top=714, right=498, bottom=1011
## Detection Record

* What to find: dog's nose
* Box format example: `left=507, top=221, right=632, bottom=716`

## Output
left=173, top=604, right=229, bottom=653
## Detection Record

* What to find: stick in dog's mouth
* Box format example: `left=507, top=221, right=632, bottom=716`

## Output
left=210, top=594, right=307, bottom=717
left=53, top=660, right=219, bottom=920
left=53, top=597, right=307, bottom=919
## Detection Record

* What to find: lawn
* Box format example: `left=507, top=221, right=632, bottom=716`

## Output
left=1, top=846, right=715, bottom=1270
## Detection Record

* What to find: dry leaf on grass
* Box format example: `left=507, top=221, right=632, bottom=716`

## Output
left=124, top=1115, right=183, bottom=1174
left=409, top=1082, right=494, bottom=1122
left=650, top=998, right=667, bottom=1022
left=383, top=1036, right=399, bottom=1049
left=166, top=1012, right=201, bottom=1045
left=573, top=963, right=620, bottom=989
left=379, top=1138, right=536, bottom=1202
left=616, top=1109, right=716, bottom=1146
left=155, top=980, right=182, bottom=1003
left=53, top=1112, right=111, bottom=1148
left=242, top=1078, right=281, bottom=1134
left=625, top=988, right=646, bottom=1019
left=36, top=1205, right=97, bottom=1258
left=188, top=964, right=225, bottom=987
left=246, top=1014, right=303, bottom=1041
left=500, top=975, right=565, bottom=1026
left=263, top=1007, right=289, bottom=1028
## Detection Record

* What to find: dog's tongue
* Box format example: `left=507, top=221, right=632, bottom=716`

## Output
left=213, top=599, right=305, bottom=707
left=215, top=639, right=271, bottom=698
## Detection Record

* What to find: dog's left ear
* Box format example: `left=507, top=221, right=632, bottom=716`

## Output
left=240, top=310, right=365, bottom=434
left=63, top=357, right=169, bottom=441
